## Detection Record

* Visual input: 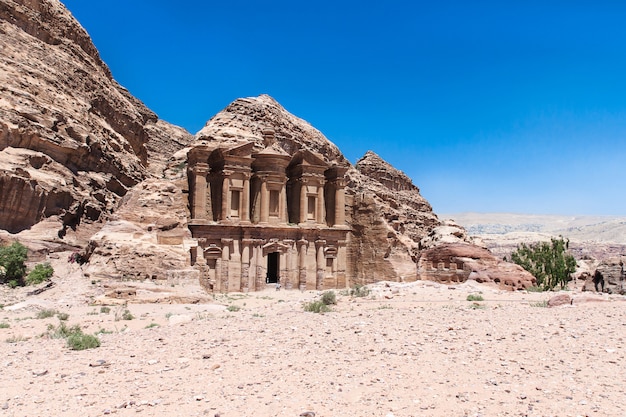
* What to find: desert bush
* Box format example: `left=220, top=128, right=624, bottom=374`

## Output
left=303, top=300, right=331, bottom=313
left=56, top=312, right=69, bottom=321
left=350, top=284, right=370, bottom=298
left=0, top=322, right=9, bottom=329
left=47, top=322, right=81, bottom=339
left=321, top=291, right=337, bottom=305
left=511, top=237, right=576, bottom=291
left=226, top=305, right=241, bottom=312
left=0, top=242, right=28, bottom=286
left=5, top=335, right=28, bottom=343
left=121, top=309, right=134, bottom=320
left=466, top=294, right=484, bottom=302
left=67, top=332, right=100, bottom=350
left=26, top=262, right=54, bottom=285
left=100, top=306, right=111, bottom=314
left=36, top=309, right=57, bottom=319
left=47, top=322, right=100, bottom=350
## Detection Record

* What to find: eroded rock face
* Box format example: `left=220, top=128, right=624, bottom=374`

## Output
left=417, top=243, right=537, bottom=290
left=83, top=178, right=196, bottom=282
left=581, top=258, right=626, bottom=294
left=0, top=0, right=191, bottom=233
left=346, top=151, right=444, bottom=283
left=196, top=95, right=348, bottom=166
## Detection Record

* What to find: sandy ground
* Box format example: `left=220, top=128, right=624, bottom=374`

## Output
left=1, top=275, right=625, bottom=417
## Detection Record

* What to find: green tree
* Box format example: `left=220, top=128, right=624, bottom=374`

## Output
left=511, top=237, right=576, bottom=291
left=0, top=242, right=28, bottom=286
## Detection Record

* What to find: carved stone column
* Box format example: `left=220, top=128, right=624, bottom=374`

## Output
left=255, top=240, right=266, bottom=290
left=284, top=239, right=295, bottom=289
left=299, top=179, right=308, bottom=224
left=192, top=163, right=209, bottom=220
left=315, top=240, right=326, bottom=290
left=221, top=238, right=232, bottom=292
left=221, top=172, right=231, bottom=221
left=260, top=179, right=269, bottom=223
left=337, top=240, right=347, bottom=288
left=241, top=238, right=252, bottom=292
left=316, top=183, right=325, bottom=224
left=297, top=239, right=308, bottom=290
left=334, top=179, right=346, bottom=227
left=242, top=174, right=250, bottom=222
left=280, top=184, right=288, bottom=223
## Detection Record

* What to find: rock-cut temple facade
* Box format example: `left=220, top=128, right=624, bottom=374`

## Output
left=187, top=129, right=352, bottom=292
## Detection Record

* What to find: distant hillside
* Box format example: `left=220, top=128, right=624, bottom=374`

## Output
left=442, top=213, right=626, bottom=262
left=444, top=213, right=626, bottom=244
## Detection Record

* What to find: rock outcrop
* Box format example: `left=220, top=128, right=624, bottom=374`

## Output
left=196, top=95, right=347, bottom=166
left=0, top=0, right=192, bottom=234
left=347, top=151, right=442, bottom=283
left=82, top=178, right=197, bottom=284
left=417, top=243, right=537, bottom=290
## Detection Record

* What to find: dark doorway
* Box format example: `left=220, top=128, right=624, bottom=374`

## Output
left=266, top=252, right=279, bottom=284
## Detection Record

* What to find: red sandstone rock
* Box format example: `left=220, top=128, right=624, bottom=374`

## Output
left=417, top=243, right=536, bottom=290
left=547, top=294, right=573, bottom=307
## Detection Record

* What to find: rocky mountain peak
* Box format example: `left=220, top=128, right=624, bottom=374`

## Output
left=196, top=94, right=348, bottom=166
left=356, top=150, right=419, bottom=192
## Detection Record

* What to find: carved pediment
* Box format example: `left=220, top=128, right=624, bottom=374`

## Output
left=262, top=239, right=290, bottom=254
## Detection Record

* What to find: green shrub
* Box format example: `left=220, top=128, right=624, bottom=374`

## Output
left=121, top=309, right=134, bottom=320
left=0, top=242, right=28, bottom=286
left=26, top=263, right=54, bottom=285
left=47, top=322, right=81, bottom=339
left=56, top=312, right=69, bottom=321
left=0, top=322, right=9, bottom=329
left=100, top=306, right=111, bottom=314
left=321, top=291, right=337, bottom=305
left=36, top=309, right=57, bottom=319
left=46, top=322, right=100, bottom=350
left=145, top=323, right=160, bottom=329
left=303, top=300, right=331, bottom=313
left=511, top=237, right=577, bottom=291
left=67, top=332, right=100, bottom=350
left=466, top=294, right=484, bottom=302
left=226, top=305, right=241, bottom=312
left=350, top=284, right=370, bottom=298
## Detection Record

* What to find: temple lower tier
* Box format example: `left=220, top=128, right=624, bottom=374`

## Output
left=189, top=223, right=350, bottom=292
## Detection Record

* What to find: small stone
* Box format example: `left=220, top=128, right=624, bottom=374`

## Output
left=147, top=359, right=158, bottom=365
left=32, top=369, right=48, bottom=377
left=300, top=412, right=315, bottom=417
left=193, top=395, right=204, bottom=401
left=210, top=364, right=220, bottom=370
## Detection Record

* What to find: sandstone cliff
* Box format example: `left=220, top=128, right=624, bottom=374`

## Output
left=0, top=1, right=535, bottom=292
left=0, top=0, right=192, bottom=234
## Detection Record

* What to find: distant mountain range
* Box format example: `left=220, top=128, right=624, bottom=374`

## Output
left=444, top=213, right=626, bottom=244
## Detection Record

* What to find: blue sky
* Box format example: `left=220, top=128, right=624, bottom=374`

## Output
left=62, top=0, right=626, bottom=215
